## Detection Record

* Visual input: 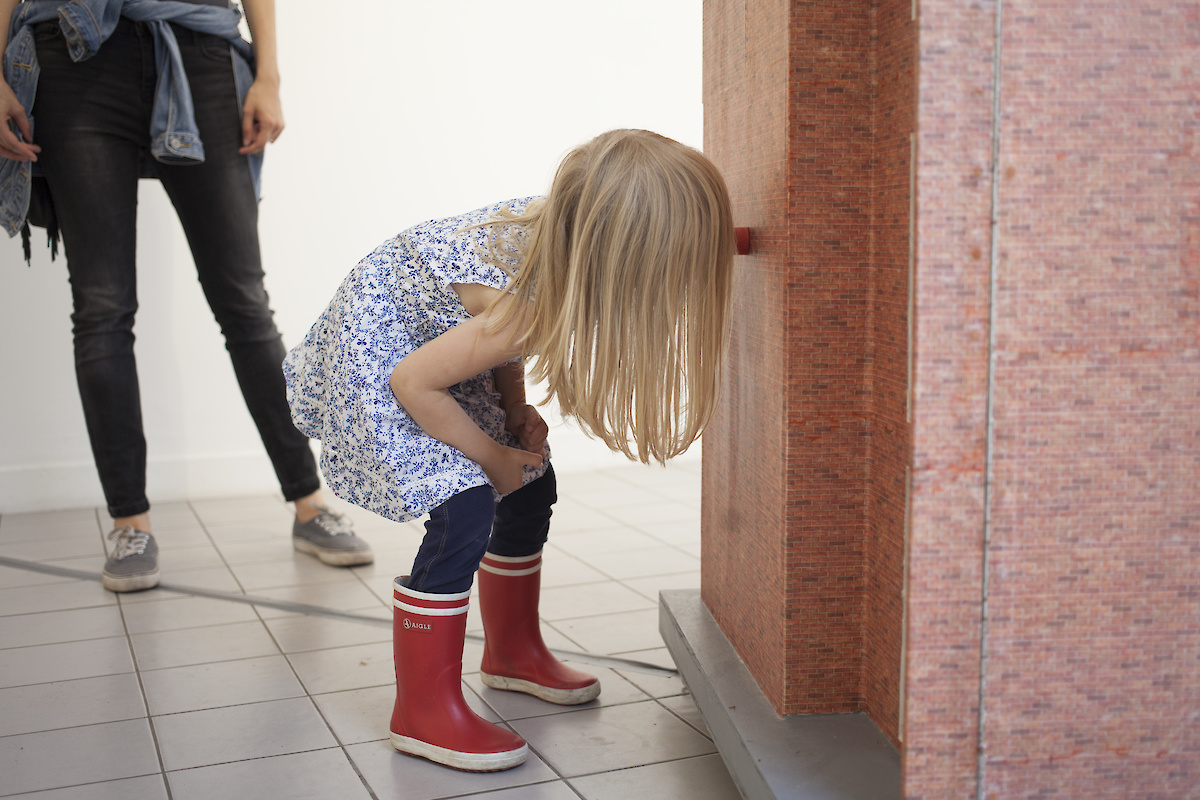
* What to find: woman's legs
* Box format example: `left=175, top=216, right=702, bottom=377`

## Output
left=34, top=19, right=367, bottom=585
left=155, top=27, right=374, bottom=562
left=152, top=27, right=371, bottom=563
left=33, top=19, right=155, bottom=521
left=155, top=26, right=320, bottom=504
left=33, top=19, right=163, bottom=591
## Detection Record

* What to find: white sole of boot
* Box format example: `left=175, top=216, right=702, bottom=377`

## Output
left=389, top=732, right=527, bottom=772
left=481, top=672, right=602, bottom=705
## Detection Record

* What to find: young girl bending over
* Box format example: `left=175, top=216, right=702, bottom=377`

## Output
left=284, top=129, right=734, bottom=772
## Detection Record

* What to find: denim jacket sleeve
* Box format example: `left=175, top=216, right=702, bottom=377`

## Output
left=0, top=2, right=61, bottom=238
left=1, top=0, right=261, bottom=241
left=55, top=0, right=125, bottom=61
left=120, top=0, right=257, bottom=174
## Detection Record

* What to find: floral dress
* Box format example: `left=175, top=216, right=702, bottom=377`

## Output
left=283, top=198, right=549, bottom=523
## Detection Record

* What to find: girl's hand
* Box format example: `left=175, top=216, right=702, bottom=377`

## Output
left=0, top=82, right=39, bottom=162
left=484, top=445, right=545, bottom=495
left=505, top=403, right=549, bottom=459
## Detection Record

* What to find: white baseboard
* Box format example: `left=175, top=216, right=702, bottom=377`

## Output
left=0, top=453, right=281, bottom=515
left=1, top=434, right=702, bottom=515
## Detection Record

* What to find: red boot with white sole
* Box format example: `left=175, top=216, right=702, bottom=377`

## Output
left=390, top=578, right=527, bottom=771
left=478, top=551, right=601, bottom=705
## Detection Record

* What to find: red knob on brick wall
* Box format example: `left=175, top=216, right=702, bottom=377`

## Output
left=734, top=227, right=751, bottom=255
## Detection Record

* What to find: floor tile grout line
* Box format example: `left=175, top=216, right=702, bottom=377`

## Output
left=183, top=496, right=337, bottom=737
left=0, top=632, right=133, bottom=653
left=0, top=712, right=154, bottom=742
left=159, top=744, right=350, bottom=777
left=133, top=651, right=323, bottom=677
left=445, top=778, right=587, bottom=800
left=561, top=751, right=727, bottom=786
left=556, top=485, right=694, bottom=509
left=4, top=599, right=678, bottom=672
left=0, top=554, right=678, bottom=678
left=3, top=480, right=728, bottom=797
left=0, top=666, right=141, bottom=694
left=572, top=563, right=704, bottom=588
left=471, top=685, right=663, bottom=726
left=0, top=554, right=394, bottom=623
left=152, top=692, right=375, bottom=722
left=499, top=726, right=582, bottom=800
left=188, top=496, right=385, bottom=619
left=0, top=675, right=703, bottom=737
left=417, top=676, right=590, bottom=796
left=187, top=498, right=259, bottom=602
left=652, top=695, right=714, bottom=742
left=273, top=625, right=384, bottom=800
left=3, top=600, right=671, bottom=673
left=0, top=601, right=120, bottom=619
left=0, top=774, right=166, bottom=800
left=113, top=579, right=177, bottom=800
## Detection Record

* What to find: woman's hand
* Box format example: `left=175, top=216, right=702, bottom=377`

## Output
left=238, top=0, right=283, bottom=155
left=0, top=82, right=39, bottom=162
left=505, top=402, right=549, bottom=459
left=238, top=78, right=284, bottom=155
left=482, top=444, right=545, bottom=495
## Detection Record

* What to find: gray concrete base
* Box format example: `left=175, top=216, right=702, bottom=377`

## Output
left=659, top=589, right=901, bottom=800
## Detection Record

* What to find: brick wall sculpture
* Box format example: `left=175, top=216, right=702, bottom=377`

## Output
left=702, top=0, right=1198, bottom=795
left=701, top=0, right=916, bottom=744
left=907, top=2, right=1200, bottom=797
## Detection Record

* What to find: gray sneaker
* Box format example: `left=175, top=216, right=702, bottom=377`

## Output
left=102, top=526, right=160, bottom=592
left=293, top=507, right=374, bottom=566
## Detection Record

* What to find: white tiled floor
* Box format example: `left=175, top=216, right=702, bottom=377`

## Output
left=0, top=462, right=742, bottom=799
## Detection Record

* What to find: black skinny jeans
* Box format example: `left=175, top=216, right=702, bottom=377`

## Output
left=32, top=18, right=319, bottom=517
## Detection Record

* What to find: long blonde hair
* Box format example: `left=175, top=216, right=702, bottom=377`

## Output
left=485, top=129, right=735, bottom=464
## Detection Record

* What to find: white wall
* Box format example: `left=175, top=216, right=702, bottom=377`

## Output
left=0, top=1, right=701, bottom=514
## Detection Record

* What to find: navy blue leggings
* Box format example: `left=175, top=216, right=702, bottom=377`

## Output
left=408, top=464, right=557, bottom=594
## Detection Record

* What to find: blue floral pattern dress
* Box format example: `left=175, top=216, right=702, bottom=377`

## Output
left=283, top=198, right=549, bottom=523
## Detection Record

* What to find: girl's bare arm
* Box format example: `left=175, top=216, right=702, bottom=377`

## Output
left=494, top=360, right=549, bottom=457
left=492, top=361, right=526, bottom=416
left=390, top=304, right=543, bottom=494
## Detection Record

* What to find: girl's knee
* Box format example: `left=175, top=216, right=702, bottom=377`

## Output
left=501, top=465, right=558, bottom=514
left=491, top=466, right=557, bottom=557
left=411, top=485, right=496, bottom=593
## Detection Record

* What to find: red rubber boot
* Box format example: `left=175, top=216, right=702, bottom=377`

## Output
left=390, top=578, right=527, bottom=771
left=478, top=551, right=601, bottom=705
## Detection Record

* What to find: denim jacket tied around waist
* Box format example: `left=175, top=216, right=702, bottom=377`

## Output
left=0, top=0, right=260, bottom=241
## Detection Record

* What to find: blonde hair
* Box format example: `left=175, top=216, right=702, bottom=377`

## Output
left=485, top=129, right=735, bottom=464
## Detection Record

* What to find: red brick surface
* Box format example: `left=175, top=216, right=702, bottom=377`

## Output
left=903, top=0, right=998, bottom=795
left=706, top=1, right=1196, bottom=793
left=783, top=0, right=877, bottom=718
left=702, top=0, right=915, bottom=745
left=864, top=0, right=917, bottom=742
left=701, top=0, right=792, bottom=715
left=906, top=1, right=1199, bottom=798
left=975, top=2, right=1200, bottom=797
